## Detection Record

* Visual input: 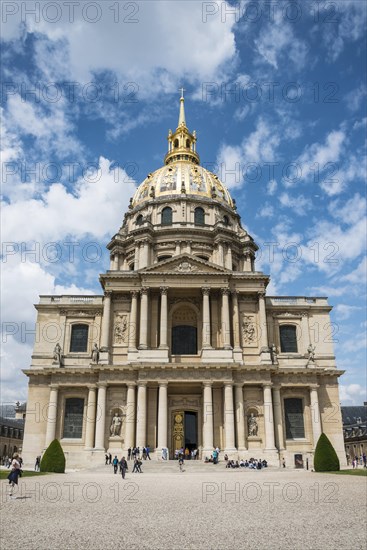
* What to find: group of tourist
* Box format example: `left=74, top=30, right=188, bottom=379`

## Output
left=174, top=447, right=199, bottom=460
left=225, top=457, right=268, bottom=469
left=349, top=453, right=367, bottom=468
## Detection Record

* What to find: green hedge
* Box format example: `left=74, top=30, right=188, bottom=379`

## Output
left=40, top=439, right=66, bottom=473
left=314, top=433, right=340, bottom=472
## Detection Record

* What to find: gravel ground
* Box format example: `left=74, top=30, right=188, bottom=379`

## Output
left=1, top=462, right=366, bottom=550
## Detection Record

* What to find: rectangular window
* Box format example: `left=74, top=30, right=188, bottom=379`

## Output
left=70, top=324, right=89, bottom=352
left=284, top=398, right=305, bottom=439
left=280, top=325, right=298, bottom=353
left=63, top=398, right=84, bottom=439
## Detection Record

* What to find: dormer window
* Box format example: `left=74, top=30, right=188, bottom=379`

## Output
left=223, top=215, right=230, bottom=226
left=136, top=214, right=143, bottom=225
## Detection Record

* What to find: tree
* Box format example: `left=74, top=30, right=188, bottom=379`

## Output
left=314, top=433, right=340, bottom=472
left=40, top=439, right=66, bottom=473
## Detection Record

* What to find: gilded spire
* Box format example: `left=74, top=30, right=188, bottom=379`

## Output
left=178, top=87, right=186, bottom=127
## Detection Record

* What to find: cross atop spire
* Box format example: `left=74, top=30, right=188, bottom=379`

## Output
left=178, top=88, right=186, bottom=127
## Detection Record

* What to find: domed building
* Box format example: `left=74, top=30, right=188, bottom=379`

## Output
left=22, top=95, right=346, bottom=468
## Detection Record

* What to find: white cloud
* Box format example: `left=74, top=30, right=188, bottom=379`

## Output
left=4, top=2, right=237, bottom=90
left=334, top=304, right=362, bottom=320
left=339, top=384, right=366, bottom=405
left=279, top=192, right=312, bottom=216
left=267, top=179, right=277, bottom=195
left=1, top=157, right=137, bottom=243
left=256, top=203, right=274, bottom=218
left=254, top=14, right=307, bottom=70
left=340, top=257, right=367, bottom=284
left=345, top=85, right=367, bottom=112
left=328, top=193, right=366, bottom=225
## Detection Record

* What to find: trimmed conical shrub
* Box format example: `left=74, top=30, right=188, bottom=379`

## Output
left=314, top=433, right=340, bottom=472
left=40, top=439, right=66, bottom=473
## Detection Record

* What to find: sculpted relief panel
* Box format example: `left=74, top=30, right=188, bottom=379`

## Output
left=113, top=314, right=128, bottom=345
left=241, top=314, right=258, bottom=347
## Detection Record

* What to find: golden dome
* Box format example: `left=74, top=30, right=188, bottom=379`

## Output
left=132, top=161, right=233, bottom=207
left=132, top=93, right=234, bottom=208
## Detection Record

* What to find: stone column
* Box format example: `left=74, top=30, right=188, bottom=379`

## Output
left=157, top=383, right=168, bottom=449
left=221, top=288, right=232, bottom=349
left=217, top=241, right=224, bottom=266
left=202, top=382, right=214, bottom=451
left=100, top=291, right=112, bottom=350
left=202, top=287, right=212, bottom=349
left=124, top=383, right=136, bottom=449
left=231, top=291, right=241, bottom=350
left=95, top=383, right=107, bottom=450
left=272, top=386, right=285, bottom=451
left=175, top=241, right=181, bottom=255
left=136, top=383, right=147, bottom=447
left=134, top=242, right=140, bottom=270
left=301, top=313, right=310, bottom=354
left=122, top=255, right=128, bottom=270
left=224, top=383, right=236, bottom=451
left=235, top=384, right=246, bottom=450
left=128, top=291, right=138, bottom=350
left=113, top=253, right=119, bottom=271
left=139, top=239, right=150, bottom=269
left=243, top=252, right=252, bottom=272
left=263, top=384, right=276, bottom=450
left=84, top=385, right=97, bottom=450
left=45, top=384, right=59, bottom=448
left=159, top=287, right=169, bottom=349
left=187, top=241, right=192, bottom=254
left=226, top=246, right=232, bottom=270
left=139, top=287, right=149, bottom=349
left=310, top=386, right=322, bottom=447
left=258, top=292, right=269, bottom=353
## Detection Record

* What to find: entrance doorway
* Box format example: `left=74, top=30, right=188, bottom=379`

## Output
left=172, top=411, right=198, bottom=457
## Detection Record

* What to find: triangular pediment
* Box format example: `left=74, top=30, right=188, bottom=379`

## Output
left=140, top=254, right=231, bottom=274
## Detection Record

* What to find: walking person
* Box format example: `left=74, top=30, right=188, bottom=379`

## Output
left=34, top=455, right=41, bottom=471
left=105, top=453, right=109, bottom=465
left=112, top=455, right=119, bottom=474
left=178, top=455, right=184, bottom=472
left=120, top=457, right=128, bottom=479
left=7, top=453, right=22, bottom=497
left=127, top=447, right=131, bottom=461
left=108, top=453, right=112, bottom=465
left=146, top=445, right=151, bottom=460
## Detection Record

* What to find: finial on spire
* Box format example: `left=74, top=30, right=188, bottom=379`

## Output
left=178, top=87, right=186, bottom=126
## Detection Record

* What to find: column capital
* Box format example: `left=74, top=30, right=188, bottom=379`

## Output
left=231, top=289, right=239, bottom=297
left=126, top=382, right=137, bottom=388
left=262, top=382, right=273, bottom=389
left=137, top=380, right=148, bottom=387
left=221, top=287, right=230, bottom=295
left=234, top=382, right=244, bottom=388
left=202, top=381, right=213, bottom=388
left=140, top=286, right=150, bottom=295
left=224, top=381, right=234, bottom=388
left=130, top=290, right=139, bottom=298
left=49, top=383, right=59, bottom=390
left=158, top=381, right=168, bottom=388
left=309, top=384, right=320, bottom=390
left=272, top=384, right=282, bottom=391
left=104, top=291, right=112, bottom=298
left=160, top=286, right=169, bottom=295
left=258, top=291, right=266, bottom=299
left=87, top=384, right=97, bottom=391
left=202, top=287, right=211, bottom=296
left=97, top=381, right=108, bottom=388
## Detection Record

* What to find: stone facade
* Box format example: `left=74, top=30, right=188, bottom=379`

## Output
left=22, top=96, right=346, bottom=468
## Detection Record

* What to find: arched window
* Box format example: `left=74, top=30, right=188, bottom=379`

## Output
left=129, top=263, right=134, bottom=270
left=174, top=139, right=179, bottom=149
left=70, top=324, right=89, bottom=352
left=63, top=397, right=84, bottom=439
left=161, top=207, right=172, bottom=226
left=284, top=398, right=305, bottom=439
left=197, top=255, right=209, bottom=261
left=136, top=214, right=143, bottom=225
left=194, top=207, right=205, bottom=226
left=279, top=324, right=298, bottom=353
left=223, top=215, right=230, bottom=226
left=186, top=139, right=190, bottom=148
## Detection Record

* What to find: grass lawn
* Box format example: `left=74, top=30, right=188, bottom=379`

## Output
left=0, top=470, right=48, bottom=479
left=316, top=469, right=367, bottom=477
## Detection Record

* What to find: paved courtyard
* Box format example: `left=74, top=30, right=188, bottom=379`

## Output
left=1, top=461, right=366, bottom=550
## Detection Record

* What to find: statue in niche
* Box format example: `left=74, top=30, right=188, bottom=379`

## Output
left=53, top=343, right=63, bottom=366
left=270, top=343, right=278, bottom=364
left=91, top=344, right=99, bottom=364
left=248, top=413, right=258, bottom=437
left=114, top=315, right=127, bottom=344
left=242, top=316, right=256, bottom=344
left=110, top=412, right=122, bottom=436
left=306, top=344, right=316, bottom=366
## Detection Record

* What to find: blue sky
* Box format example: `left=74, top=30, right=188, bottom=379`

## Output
left=1, top=0, right=366, bottom=406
